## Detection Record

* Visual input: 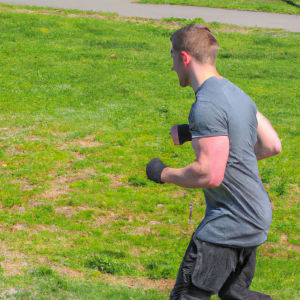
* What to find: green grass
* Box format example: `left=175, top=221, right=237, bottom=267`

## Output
left=0, top=3, right=299, bottom=299
left=135, top=0, right=300, bottom=15
left=0, top=272, right=165, bottom=299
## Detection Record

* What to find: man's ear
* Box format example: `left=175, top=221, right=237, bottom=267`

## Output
left=182, top=51, right=191, bottom=67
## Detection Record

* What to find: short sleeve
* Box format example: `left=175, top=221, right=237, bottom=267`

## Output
left=189, top=100, right=228, bottom=138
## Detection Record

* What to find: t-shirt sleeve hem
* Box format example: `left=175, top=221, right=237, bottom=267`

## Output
left=191, top=132, right=228, bottom=139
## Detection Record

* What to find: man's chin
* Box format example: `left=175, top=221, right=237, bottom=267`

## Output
left=179, top=79, right=187, bottom=88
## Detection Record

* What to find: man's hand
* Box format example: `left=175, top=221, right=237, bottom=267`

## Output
left=259, top=173, right=275, bottom=210
left=169, top=124, right=192, bottom=145
left=271, top=202, right=275, bottom=211
left=146, top=158, right=168, bottom=184
left=170, top=125, right=180, bottom=145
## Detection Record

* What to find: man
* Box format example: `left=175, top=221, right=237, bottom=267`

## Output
left=146, top=24, right=281, bottom=300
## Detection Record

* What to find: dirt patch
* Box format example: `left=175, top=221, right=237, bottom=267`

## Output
left=35, top=224, right=62, bottom=232
left=148, top=221, right=161, bottom=225
left=96, top=273, right=174, bottom=293
left=82, top=15, right=106, bottom=19
left=70, top=151, right=89, bottom=160
left=110, top=175, right=124, bottom=188
left=55, top=204, right=96, bottom=218
left=130, top=248, right=141, bottom=256
left=54, top=266, right=84, bottom=278
left=68, top=14, right=106, bottom=19
left=40, top=168, right=96, bottom=199
left=16, top=9, right=35, bottom=13
left=29, top=200, right=46, bottom=207
left=57, top=135, right=103, bottom=150
left=58, top=168, right=97, bottom=181
left=120, top=225, right=159, bottom=236
left=92, top=210, right=147, bottom=228
left=53, top=132, right=68, bottom=137
left=41, top=182, right=70, bottom=200
left=68, top=140, right=102, bottom=148
left=1, top=259, right=28, bottom=276
left=1, top=288, right=19, bottom=298
left=44, top=260, right=174, bottom=292
left=92, top=211, right=121, bottom=227
left=21, top=184, right=43, bottom=191
left=23, top=136, right=40, bottom=142
left=11, top=224, right=27, bottom=231
left=171, top=191, right=186, bottom=198
left=287, top=184, right=300, bottom=198
left=37, top=10, right=61, bottom=15
left=216, top=26, right=251, bottom=34
left=10, top=223, right=62, bottom=233
left=92, top=216, right=110, bottom=227
left=0, top=242, right=28, bottom=276
left=55, top=206, right=75, bottom=218
left=5, top=146, right=25, bottom=156
left=260, top=234, right=300, bottom=260
left=0, top=241, right=80, bottom=278
left=13, top=206, right=26, bottom=213
left=10, top=178, right=28, bottom=184
left=120, top=18, right=139, bottom=23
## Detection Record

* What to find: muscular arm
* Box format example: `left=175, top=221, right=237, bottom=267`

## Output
left=161, top=136, right=229, bottom=188
left=254, top=111, right=282, bottom=161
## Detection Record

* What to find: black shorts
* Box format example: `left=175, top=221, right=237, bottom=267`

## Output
left=169, top=235, right=272, bottom=300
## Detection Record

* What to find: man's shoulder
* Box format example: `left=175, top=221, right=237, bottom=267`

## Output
left=205, top=78, right=256, bottom=112
left=195, top=78, right=230, bottom=110
left=197, top=77, right=229, bottom=98
left=197, top=76, right=226, bottom=93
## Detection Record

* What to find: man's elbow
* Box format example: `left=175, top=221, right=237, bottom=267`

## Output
left=269, top=139, right=282, bottom=157
left=206, top=173, right=224, bottom=188
left=257, top=139, right=282, bottom=160
left=273, top=140, right=282, bottom=155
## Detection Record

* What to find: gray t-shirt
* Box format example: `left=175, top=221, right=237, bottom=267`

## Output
left=189, top=77, right=272, bottom=248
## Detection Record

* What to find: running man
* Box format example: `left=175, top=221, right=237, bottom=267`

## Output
left=146, top=24, right=281, bottom=300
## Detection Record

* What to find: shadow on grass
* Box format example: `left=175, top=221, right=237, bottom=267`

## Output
left=281, top=0, right=300, bottom=8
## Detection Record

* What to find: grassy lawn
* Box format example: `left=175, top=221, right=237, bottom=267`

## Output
left=0, top=3, right=299, bottom=299
left=135, top=0, right=300, bottom=15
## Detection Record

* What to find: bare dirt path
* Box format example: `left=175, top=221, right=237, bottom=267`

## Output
left=1, top=0, right=300, bottom=32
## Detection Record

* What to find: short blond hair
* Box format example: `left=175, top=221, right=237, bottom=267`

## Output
left=170, top=24, right=218, bottom=65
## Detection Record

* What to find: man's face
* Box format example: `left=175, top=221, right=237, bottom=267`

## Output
left=171, top=46, right=190, bottom=88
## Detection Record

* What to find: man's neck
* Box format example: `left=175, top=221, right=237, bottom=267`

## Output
left=189, top=64, right=223, bottom=93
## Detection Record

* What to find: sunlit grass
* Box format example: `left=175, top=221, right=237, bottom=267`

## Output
left=0, top=4, right=299, bottom=299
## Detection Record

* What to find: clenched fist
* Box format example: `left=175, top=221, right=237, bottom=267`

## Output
left=169, top=124, right=192, bottom=145
left=146, top=158, right=168, bottom=184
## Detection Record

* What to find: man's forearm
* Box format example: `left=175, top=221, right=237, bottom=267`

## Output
left=161, top=161, right=212, bottom=189
left=254, top=141, right=281, bottom=161
left=255, top=111, right=282, bottom=160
